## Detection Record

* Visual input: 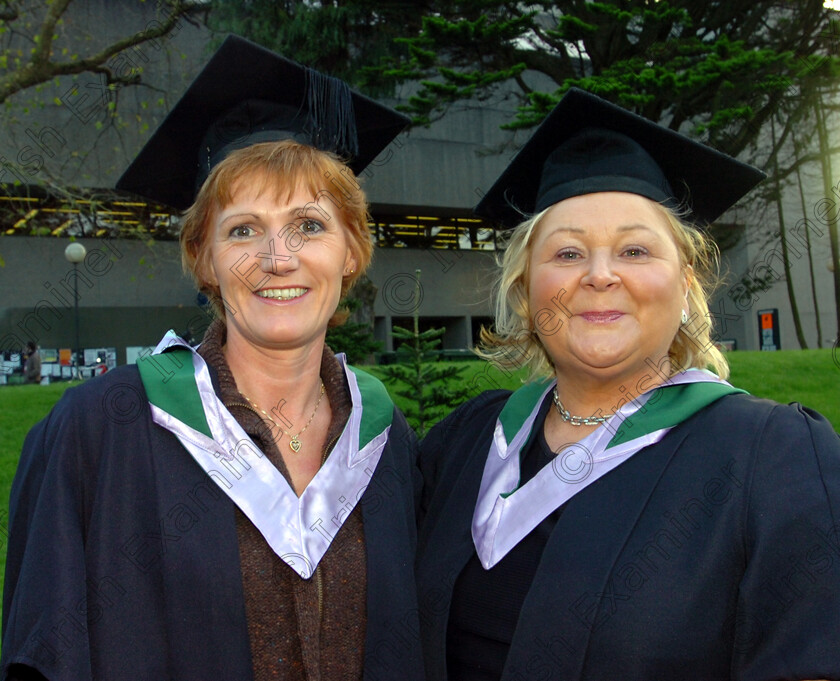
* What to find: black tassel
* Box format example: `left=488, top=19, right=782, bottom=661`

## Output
left=306, top=67, right=359, bottom=160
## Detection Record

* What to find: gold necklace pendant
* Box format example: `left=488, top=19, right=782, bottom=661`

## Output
left=241, top=380, right=326, bottom=454
left=284, top=380, right=325, bottom=453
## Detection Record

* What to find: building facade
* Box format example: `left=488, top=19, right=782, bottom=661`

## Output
left=1, top=1, right=837, bottom=373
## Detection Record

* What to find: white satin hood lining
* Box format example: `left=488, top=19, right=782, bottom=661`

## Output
left=148, top=334, right=389, bottom=579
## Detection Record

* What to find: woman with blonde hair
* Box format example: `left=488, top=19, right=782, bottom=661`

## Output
left=2, top=36, right=423, bottom=681
left=416, top=88, right=840, bottom=681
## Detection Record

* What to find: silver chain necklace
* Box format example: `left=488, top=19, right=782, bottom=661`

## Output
left=552, top=387, right=613, bottom=427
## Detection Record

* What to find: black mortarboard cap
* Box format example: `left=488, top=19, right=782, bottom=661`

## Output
left=474, top=88, right=766, bottom=228
left=117, top=34, right=409, bottom=210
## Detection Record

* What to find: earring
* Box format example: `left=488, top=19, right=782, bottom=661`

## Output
left=681, top=309, right=689, bottom=325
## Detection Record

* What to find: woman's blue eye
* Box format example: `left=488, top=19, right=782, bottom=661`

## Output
left=229, top=225, right=255, bottom=238
left=624, top=246, right=648, bottom=257
left=557, top=250, right=580, bottom=260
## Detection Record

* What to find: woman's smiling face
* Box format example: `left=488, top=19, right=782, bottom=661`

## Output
left=202, top=173, right=356, bottom=353
left=528, top=191, right=689, bottom=386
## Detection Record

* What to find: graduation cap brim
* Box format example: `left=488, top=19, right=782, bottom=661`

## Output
left=116, top=34, right=409, bottom=211
left=474, top=88, right=766, bottom=228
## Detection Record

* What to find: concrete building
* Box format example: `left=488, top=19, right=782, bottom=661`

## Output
left=1, top=1, right=837, bottom=375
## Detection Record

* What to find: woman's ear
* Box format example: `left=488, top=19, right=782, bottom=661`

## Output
left=344, top=253, right=358, bottom=277
left=683, top=264, right=694, bottom=299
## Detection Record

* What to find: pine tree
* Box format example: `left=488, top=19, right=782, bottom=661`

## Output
left=206, top=0, right=427, bottom=97
left=325, top=300, right=383, bottom=365
left=371, top=0, right=832, bottom=159
left=380, top=324, right=470, bottom=437
left=378, top=270, right=469, bottom=436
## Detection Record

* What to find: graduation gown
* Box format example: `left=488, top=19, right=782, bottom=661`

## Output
left=2, top=361, right=424, bottom=681
left=417, top=389, right=840, bottom=681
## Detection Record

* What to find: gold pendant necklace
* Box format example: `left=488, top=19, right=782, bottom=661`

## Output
left=241, top=380, right=325, bottom=453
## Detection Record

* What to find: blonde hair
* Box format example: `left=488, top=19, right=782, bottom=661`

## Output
left=180, top=140, right=372, bottom=324
left=476, top=201, right=730, bottom=381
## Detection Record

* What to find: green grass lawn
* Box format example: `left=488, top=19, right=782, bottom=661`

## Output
left=0, top=381, right=83, bottom=632
left=726, top=349, right=840, bottom=427
left=0, top=348, right=837, bottom=638
left=0, top=382, right=77, bottom=510
left=366, top=348, right=840, bottom=431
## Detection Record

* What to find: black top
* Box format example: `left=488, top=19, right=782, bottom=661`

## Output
left=446, top=397, right=564, bottom=680
left=417, top=389, right=840, bottom=681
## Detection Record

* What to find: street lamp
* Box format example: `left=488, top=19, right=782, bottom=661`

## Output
left=64, top=242, right=86, bottom=379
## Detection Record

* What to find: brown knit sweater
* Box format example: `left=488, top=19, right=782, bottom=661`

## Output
left=198, top=321, right=367, bottom=681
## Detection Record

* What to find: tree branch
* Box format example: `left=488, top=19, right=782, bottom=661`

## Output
left=30, top=0, right=72, bottom=68
left=0, top=0, right=18, bottom=23
left=0, top=0, right=204, bottom=104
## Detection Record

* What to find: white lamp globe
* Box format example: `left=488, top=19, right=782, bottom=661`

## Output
left=64, top=242, right=87, bottom=263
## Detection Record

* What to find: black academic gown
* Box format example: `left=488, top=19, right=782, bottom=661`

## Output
left=2, top=364, right=424, bottom=681
left=417, top=389, right=840, bottom=681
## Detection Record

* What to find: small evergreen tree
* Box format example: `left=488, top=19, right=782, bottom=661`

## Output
left=381, top=325, right=470, bottom=438
left=326, top=295, right=382, bottom=365
left=378, top=270, right=469, bottom=437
